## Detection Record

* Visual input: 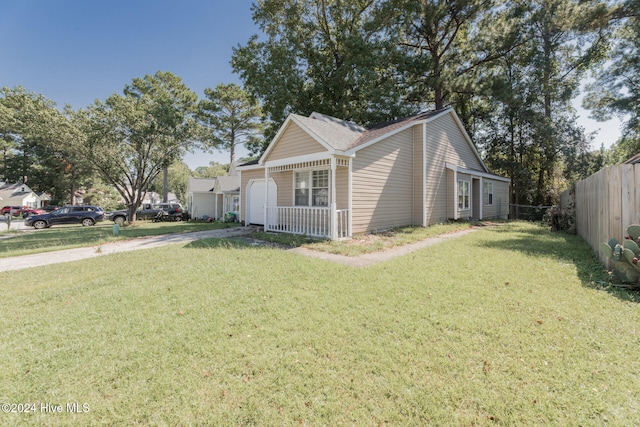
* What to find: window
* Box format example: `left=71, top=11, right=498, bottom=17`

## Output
left=229, top=195, right=239, bottom=213
left=483, top=181, right=493, bottom=206
left=295, top=170, right=329, bottom=207
left=295, top=172, right=310, bottom=206
left=458, top=180, right=470, bottom=210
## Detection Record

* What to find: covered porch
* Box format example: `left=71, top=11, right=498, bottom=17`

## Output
left=264, top=155, right=352, bottom=239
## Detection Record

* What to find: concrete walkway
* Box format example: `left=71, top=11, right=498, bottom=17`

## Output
left=288, top=227, right=480, bottom=268
left=0, top=227, right=256, bottom=272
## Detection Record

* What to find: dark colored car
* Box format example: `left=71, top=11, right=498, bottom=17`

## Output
left=109, top=203, right=186, bottom=224
left=24, top=205, right=105, bottom=229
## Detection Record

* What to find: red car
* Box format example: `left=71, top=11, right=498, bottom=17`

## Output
left=1, top=205, right=28, bottom=216
left=22, top=208, right=46, bottom=218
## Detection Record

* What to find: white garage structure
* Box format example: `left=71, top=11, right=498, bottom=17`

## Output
left=245, top=178, right=277, bottom=225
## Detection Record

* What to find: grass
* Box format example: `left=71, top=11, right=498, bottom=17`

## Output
left=0, top=220, right=240, bottom=258
left=1, top=222, right=640, bottom=425
left=249, top=221, right=481, bottom=256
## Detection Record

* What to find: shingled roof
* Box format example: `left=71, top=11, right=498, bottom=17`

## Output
left=623, top=152, right=640, bottom=165
left=289, top=109, right=451, bottom=153
left=350, top=109, right=448, bottom=150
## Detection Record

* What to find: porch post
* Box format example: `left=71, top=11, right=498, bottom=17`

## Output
left=264, top=167, right=269, bottom=230
left=331, top=157, right=337, bottom=240
left=479, top=177, right=484, bottom=220
left=453, top=170, right=458, bottom=220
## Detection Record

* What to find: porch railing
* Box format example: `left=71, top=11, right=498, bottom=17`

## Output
left=265, top=206, right=349, bottom=239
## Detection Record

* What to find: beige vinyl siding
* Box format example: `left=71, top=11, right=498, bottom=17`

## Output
left=352, top=127, right=414, bottom=234
left=413, top=123, right=424, bottom=226
left=239, top=168, right=264, bottom=222
left=336, top=166, right=349, bottom=210
left=265, top=122, right=327, bottom=162
left=481, top=179, right=509, bottom=219
left=425, top=113, right=484, bottom=224
left=446, top=169, right=455, bottom=219
left=272, top=171, right=293, bottom=206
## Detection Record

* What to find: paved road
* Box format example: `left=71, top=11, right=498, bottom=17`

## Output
left=0, top=227, right=255, bottom=272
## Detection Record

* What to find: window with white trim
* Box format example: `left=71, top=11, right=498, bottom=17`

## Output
left=483, top=181, right=493, bottom=206
left=225, top=195, right=239, bottom=213
left=458, top=180, right=470, bottom=210
left=295, top=170, right=329, bottom=207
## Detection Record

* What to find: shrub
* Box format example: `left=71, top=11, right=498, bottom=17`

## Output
left=544, top=205, right=575, bottom=233
left=600, top=224, right=640, bottom=287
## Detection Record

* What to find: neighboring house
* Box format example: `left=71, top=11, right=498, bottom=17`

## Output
left=36, top=192, right=51, bottom=207
left=186, top=163, right=241, bottom=220
left=212, top=175, right=240, bottom=220
left=238, top=107, right=510, bottom=240
left=0, top=182, right=46, bottom=208
left=186, top=177, right=216, bottom=219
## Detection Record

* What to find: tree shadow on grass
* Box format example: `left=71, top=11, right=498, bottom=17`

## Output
left=480, top=224, right=640, bottom=303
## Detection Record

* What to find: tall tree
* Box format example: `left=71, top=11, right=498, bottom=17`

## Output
left=232, top=0, right=414, bottom=146
left=0, top=86, right=92, bottom=203
left=193, top=161, right=229, bottom=178
left=477, top=0, right=611, bottom=206
left=149, top=159, right=192, bottom=204
left=197, top=83, right=264, bottom=161
left=76, top=71, right=197, bottom=223
left=397, top=1, right=502, bottom=107
left=584, top=0, right=640, bottom=162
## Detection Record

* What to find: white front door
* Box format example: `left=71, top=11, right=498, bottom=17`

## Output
left=246, top=179, right=277, bottom=225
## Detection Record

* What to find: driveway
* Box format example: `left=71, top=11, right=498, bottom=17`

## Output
left=1, top=225, right=487, bottom=273
left=0, top=217, right=29, bottom=232
left=0, top=227, right=256, bottom=272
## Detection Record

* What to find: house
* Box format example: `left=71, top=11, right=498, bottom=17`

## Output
left=186, top=174, right=240, bottom=220
left=0, top=182, right=46, bottom=208
left=238, top=107, right=510, bottom=240
left=187, top=177, right=217, bottom=219
left=212, top=175, right=240, bottom=220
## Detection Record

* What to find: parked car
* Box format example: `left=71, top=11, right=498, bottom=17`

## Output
left=24, top=205, right=105, bottom=229
left=1, top=205, right=28, bottom=217
left=109, top=203, right=186, bottom=224
left=22, top=208, right=46, bottom=218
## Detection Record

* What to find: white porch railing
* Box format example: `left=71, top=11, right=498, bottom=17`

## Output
left=265, top=206, right=350, bottom=239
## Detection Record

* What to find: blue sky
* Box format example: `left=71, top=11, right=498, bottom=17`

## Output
left=0, top=1, right=622, bottom=170
left=0, top=0, right=256, bottom=168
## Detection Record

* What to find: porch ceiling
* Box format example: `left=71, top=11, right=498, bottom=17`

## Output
left=267, top=156, right=350, bottom=173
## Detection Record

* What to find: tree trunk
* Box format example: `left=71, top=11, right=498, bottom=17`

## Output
left=163, top=167, right=168, bottom=202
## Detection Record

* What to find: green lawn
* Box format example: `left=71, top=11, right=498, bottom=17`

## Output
left=0, top=220, right=239, bottom=258
left=1, top=222, right=639, bottom=425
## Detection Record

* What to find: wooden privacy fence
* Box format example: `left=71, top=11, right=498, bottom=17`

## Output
left=560, top=164, right=640, bottom=264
